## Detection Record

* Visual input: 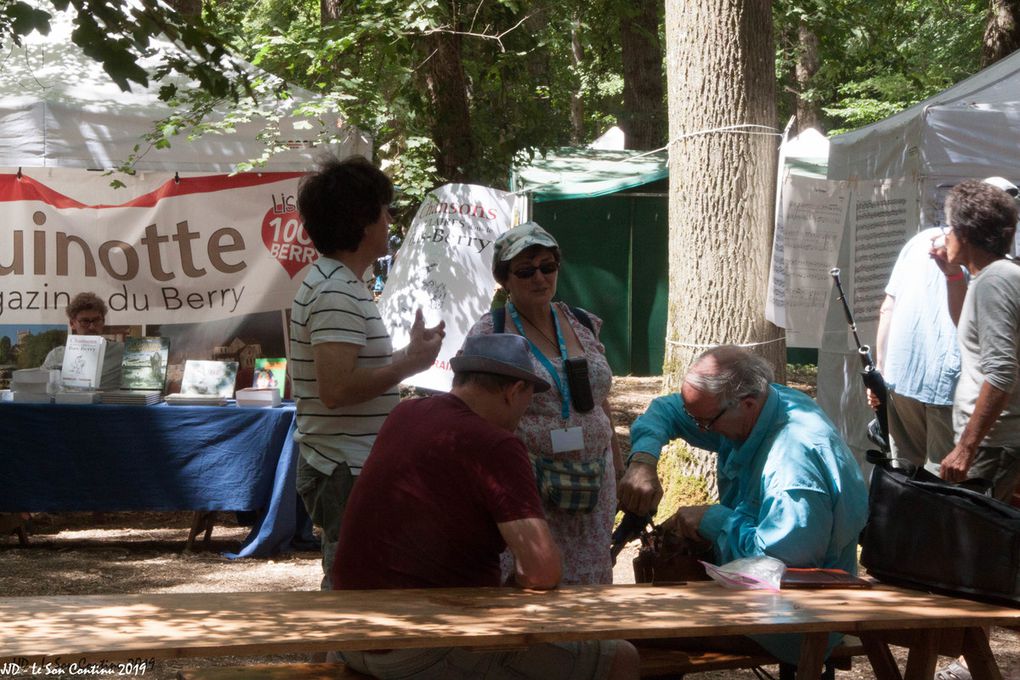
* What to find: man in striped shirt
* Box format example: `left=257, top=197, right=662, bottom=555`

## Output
left=292, top=155, right=445, bottom=588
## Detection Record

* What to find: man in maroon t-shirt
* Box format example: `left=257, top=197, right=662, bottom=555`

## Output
left=332, top=334, right=638, bottom=680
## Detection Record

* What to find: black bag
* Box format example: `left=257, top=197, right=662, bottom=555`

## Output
left=860, top=457, right=1020, bottom=606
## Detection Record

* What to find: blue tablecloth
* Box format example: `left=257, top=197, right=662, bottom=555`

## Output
left=0, top=402, right=315, bottom=558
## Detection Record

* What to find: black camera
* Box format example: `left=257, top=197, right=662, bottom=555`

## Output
left=564, top=357, right=595, bottom=412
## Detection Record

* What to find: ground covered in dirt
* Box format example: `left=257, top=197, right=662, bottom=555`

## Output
left=1, top=376, right=1016, bottom=679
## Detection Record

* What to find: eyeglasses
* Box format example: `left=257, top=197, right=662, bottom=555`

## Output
left=75, top=315, right=104, bottom=327
left=684, top=401, right=732, bottom=432
left=512, top=261, right=559, bottom=279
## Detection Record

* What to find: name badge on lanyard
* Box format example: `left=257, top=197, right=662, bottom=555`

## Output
left=550, top=426, right=584, bottom=453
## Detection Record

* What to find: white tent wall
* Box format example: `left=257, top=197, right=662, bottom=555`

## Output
left=816, top=49, right=1020, bottom=464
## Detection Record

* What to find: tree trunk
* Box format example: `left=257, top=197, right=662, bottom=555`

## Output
left=166, top=0, right=201, bottom=17
left=321, top=0, right=343, bottom=23
left=663, top=0, right=784, bottom=391
left=570, top=18, right=586, bottom=145
left=983, top=0, right=1020, bottom=67
left=421, top=30, right=475, bottom=181
left=793, top=19, right=822, bottom=134
left=619, top=0, right=666, bottom=150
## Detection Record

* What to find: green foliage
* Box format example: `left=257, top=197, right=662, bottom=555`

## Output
left=203, top=0, right=628, bottom=195
left=774, top=0, right=985, bottom=132
left=3, top=0, right=253, bottom=98
left=0, top=336, right=11, bottom=364
left=16, top=330, right=66, bottom=369
left=0, top=0, right=52, bottom=44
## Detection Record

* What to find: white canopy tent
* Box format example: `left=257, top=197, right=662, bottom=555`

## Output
left=0, top=2, right=370, bottom=174
left=814, top=50, right=1020, bottom=462
left=0, top=3, right=369, bottom=336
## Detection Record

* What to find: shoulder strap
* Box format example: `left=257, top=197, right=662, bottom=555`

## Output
left=569, top=306, right=594, bottom=333
left=494, top=304, right=593, bottom=334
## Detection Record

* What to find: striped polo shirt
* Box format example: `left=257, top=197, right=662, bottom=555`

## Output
left=289, top=256, right=398, bottom=476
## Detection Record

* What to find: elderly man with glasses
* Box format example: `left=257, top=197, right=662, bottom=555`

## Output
left=617, top=344, right=868, bottom=665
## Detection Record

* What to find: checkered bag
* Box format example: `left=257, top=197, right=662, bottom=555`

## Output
left=530, top=454, right=604, bottom=513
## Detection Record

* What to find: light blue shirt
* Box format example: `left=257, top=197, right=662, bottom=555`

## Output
left=883, top=228, right=960, bottom=405
left=630, top=383, right=869, bottom=663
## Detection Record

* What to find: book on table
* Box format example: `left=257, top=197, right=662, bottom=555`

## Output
left=252, top=357, right=287, bottom=399
left=165, top=359, right=239, bottom=405
left=236, top=387, right=282, bottom=408
left=120, top=337, right=170, bottom=391
left=60, top=336, right=107, bottom=390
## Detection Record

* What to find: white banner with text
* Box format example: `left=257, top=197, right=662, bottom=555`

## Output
left=379, top=183, right=520, bottom=392
left=0, top=171, right=311, bottom=325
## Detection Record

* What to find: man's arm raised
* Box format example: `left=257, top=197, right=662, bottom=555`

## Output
left=314, top=309, right=444, bottom=409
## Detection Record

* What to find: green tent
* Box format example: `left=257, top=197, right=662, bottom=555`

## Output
left=511, top=149, right=669, bottom=376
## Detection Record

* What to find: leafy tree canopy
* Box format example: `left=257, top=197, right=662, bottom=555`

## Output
left=2, top=0, right=250, bottom=97
left=775, top=0, right=986, bottom=133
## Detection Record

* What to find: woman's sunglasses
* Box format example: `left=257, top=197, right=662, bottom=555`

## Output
left=512, top=262, right=560, bottom=279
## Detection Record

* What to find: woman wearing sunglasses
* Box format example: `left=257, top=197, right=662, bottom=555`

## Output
left=466, top=221, right=623, bottom=585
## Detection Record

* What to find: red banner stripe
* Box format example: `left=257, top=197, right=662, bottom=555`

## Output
left=0, top=172, right=304, bottom=209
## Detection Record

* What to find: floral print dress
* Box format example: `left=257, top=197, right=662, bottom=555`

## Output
left=468, top=302, right=616, bottom=584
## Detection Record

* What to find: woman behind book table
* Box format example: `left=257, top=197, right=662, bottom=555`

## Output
left=41, top=292, right=124, bottom=391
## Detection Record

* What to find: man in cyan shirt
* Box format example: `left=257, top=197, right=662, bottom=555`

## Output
left=619, top=345, right=868, bottom=664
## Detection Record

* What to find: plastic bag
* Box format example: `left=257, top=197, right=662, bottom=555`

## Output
left=700, top=556, right=786, bottom=591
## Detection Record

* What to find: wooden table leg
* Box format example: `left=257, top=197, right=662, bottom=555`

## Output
left=796, top=632, right=828, bottom=680
left=859, top=632, right=903, bottom=680
left=903, top=629, right=939, bottom=680
left=961, top=627, right=1003, bottom=680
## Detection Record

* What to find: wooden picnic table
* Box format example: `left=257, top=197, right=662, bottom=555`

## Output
left=1, top=582, right=1017, bottom=680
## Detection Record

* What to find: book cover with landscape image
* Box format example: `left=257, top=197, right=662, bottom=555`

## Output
left=120, top=337, right=171, bottom=391
left=252, top=358, right=287, bottom=399
left=180, top=359, right=240, bottom=398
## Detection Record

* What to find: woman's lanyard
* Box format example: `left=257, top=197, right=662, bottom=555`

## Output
left=507, top=302, right=571, bottom=420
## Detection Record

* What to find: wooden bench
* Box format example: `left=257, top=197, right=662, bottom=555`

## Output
left=176, top=640, right=866, bottom=680
left=6, top=584, right=1018, bottom=680
left=177, top=662, right=370, bottom=679
left=638, top=638, right=864, bottom=678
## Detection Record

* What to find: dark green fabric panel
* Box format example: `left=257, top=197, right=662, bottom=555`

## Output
left=534, top=198, right=632, bottom=374
left=533, top=193, right=669, bottom=376
left=629, top=198, right=669, bottom=375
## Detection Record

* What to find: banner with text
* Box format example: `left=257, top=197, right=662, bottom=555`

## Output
left=766, top=174, right=850, bottom=346
left=0, top=172, right=311, bottom=325
left=379, top=183, right=519, bottom=392
left=850, top=177, right=918, bottom=333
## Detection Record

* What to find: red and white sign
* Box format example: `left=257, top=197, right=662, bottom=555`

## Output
left=0, top=170, right=316, bottom=324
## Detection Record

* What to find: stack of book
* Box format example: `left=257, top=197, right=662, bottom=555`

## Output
left=165, top=393, right=229, bottom=406
left=12, top=368, right=59, bottom=403
left=236, top=387, right=282, bottom=408
left=101, top=390, right=164, bottom=406
left=100, top=337, right=172, bottom=406
left=55, top=391, right=102, bottom=404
